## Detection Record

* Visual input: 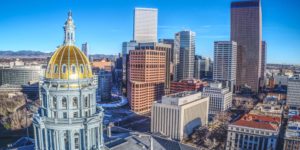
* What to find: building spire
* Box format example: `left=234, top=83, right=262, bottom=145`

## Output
left=63, top=10, right=76, bottom=45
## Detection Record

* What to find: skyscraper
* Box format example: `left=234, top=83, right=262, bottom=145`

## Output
left=133, top=8, right=158, bottom=43
left=136, top=42, right=172, bottom=93
left=81, top=42, right=88, bottom=57
left=127, top=46, right=166, bottom=114
left=32, top=11, right=104, bottom=150
left=121, top=41, right=137, bottom=95
left=213, top=41, right=237, bottom=91
left=231, top=0, right=263, bottom=92
left=159, top=39, right=175, bottom=81
left=174, top=30, right=196, bottom=81
left=260, top=41, right=267, bottom=88
left=194, top=55, right=202, bottom=79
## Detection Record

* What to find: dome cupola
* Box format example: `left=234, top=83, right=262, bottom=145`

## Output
left=45, top=11, right=92, bottom=80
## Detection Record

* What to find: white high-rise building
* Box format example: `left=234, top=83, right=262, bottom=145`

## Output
left=287, top=76, right=300, bottom=108
left=174, top=30, right=196, bottom=81
left=202, top=82, right=232, bottom=115
left=151, top=91, right=209, bottom=141
left=32, top=11, right=104, bottom=150
left=213, top=41, right=237, bottom=91
left=133, top=8, right=158, bottom=43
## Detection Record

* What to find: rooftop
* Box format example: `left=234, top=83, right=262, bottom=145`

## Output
left=165, top=91, right=197, bottom=98
left=106, top=127, right=198, bottom=150
left=285, top=115, right=300, bottom=138
left=249, top=103, right=283, bottom=117
left=160, top=91, right=207, bottom=106
left=232, top=114, right=281, bottom=131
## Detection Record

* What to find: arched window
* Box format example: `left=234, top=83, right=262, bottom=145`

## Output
left=80, top=64, right=84, bottom=74
left=84, top=96, right=89, bottom=107
left=64, top=132, right=69, bottom=149
left=54, top=64, right=58, bottom=73
left=74, top=133, right=80, bottom=149
left=62, top=97, right=67, bottom=108
left=71, top=65, right=76, bottom=74
left=62, top=64, right=67, bottom=73
left=72, top=97, right=78, bottom=108
left=53, top=97, right=57, bottom=109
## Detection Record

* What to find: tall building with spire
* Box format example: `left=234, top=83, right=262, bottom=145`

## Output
left=32, top=11, right=105, bottom=150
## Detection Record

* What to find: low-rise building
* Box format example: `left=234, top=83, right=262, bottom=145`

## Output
left=249, top=103, right=283, bottom=117
left=0, top=61, right=43, bottom=86
left=226, top=114, right=281, bottom=150
left=151, top=91, right=209, bottom=141
left=202, top=82, right=232, bottom=115
left=284, top=115, right=300, bottom=150
left=170, top=79, right=208, bottom=94
left=92, top=59, right=114, bottom=72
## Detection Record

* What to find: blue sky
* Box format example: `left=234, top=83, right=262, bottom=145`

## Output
left=0, top=0, right=299, bottom=64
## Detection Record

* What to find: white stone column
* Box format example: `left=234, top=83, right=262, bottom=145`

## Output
left=82, top=128, right=86, bottom=149
left=96, top=127, right=99, bottom=147
left=33, top=126, right=39, bottom=150
left=100, top=122, right=104, bottom=147
left=70, top=130, right=74, bottom=150
left=54, top=130, right=59, bottom=150
left=38, top=128, right=44, bottom=149
left=86, top=128, right=90, bottom=149
left=44, top=128, right=48, bottom=150
left=49, top=130, right=53, bottom=150
left=59, top=131, right=64, bottom=150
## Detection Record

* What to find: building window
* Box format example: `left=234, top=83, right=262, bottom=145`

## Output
left=64, top=132, right=69, bottom=149
left=73, top=112, right=78, bottom=118
left=73, top=97, right=78, bottom=108
left=53, top=111, right=57, bottom=118
left=74, top=133, right=80, bottom=149
left=80, top=64, right=84, bottom=73
left=62, top=64, right=67, bottom=73
left=84, top=96, right=89, bottom=107
left=63, top=112, right=67, bottom=118
left=62, top=97, right=67, bottom=108
left=71, top=65, right=76, bottom=74
left=53, top=97, right=57, bottom=109
left=54, top=64, right=58, bottom=73
left=85, top=111, right=89, bottom=117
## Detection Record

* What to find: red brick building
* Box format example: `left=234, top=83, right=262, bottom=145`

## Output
left=170, top=79, right=208, bottom=94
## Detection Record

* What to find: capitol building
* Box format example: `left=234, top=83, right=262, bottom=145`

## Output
left=32, top=11, right=105, bottom=150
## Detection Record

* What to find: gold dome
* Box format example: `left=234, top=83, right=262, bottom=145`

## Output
left=45, top=45, right=92, bottom=80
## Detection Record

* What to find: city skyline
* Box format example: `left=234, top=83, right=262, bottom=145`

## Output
left=0, top=0, right=299, bottom=65
left=1, top=1, right=300, bottom=149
